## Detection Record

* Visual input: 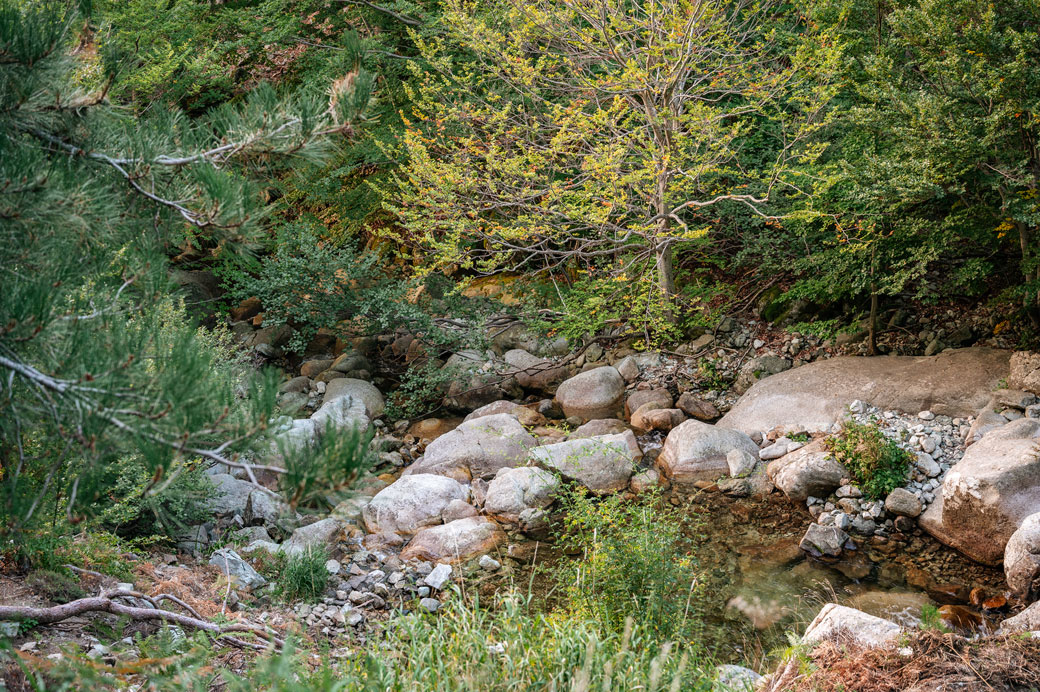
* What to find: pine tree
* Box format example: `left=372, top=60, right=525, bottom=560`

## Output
left=0, top=0, right=373, bottom=547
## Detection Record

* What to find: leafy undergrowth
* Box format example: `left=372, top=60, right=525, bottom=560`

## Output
left=826, top=420, right=913, bottom=500
left=784, top=630, right=1040, bottom=692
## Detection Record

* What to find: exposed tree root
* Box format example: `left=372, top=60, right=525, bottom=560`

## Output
left=0, top=589, right=284, bottom=652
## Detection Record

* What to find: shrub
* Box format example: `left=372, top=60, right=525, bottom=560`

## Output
left=89, top=454, right=215, bottom=539
left=277, top=547, right=330, bottom=602
left=228, top=220, right=382, bottom=354
left=825, top=420, right=912, bottom=499
left=554, top=488, right=707, bottom=642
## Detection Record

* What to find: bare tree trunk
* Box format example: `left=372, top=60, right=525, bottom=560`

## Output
left=1017, top=222, right=1040, bottom=328
left=654, top=168, right=676, bottom=323
left=868, top=288, right=878, bottom=356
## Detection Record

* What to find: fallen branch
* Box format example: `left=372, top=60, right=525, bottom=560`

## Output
left=0, top=592, right=284, bottom=652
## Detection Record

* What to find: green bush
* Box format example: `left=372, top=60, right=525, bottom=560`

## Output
left=826, top=420, right=912, bottom=499
left=554, top=488, right=707, bottom=642
left=276, top=547, right=330, bottom=602
left=89, top=454, right=214, bottom=538
left=228, top=220, right=382, bottom=354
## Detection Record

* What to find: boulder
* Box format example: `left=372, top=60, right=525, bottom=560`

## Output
left=464, top=400, right=547, bottom=427
left=503, top=349, right=571, bottom=391
left=1005, top=512, right=1040, bottom=602
left=1010, top=351, right=1040, bottom=394
left=400, top=517, right=506, bottom=563
left=615, top=356, right=640, bottom=382
left=209, top=548, right=266, bottom=590
left=726, top=449, right=758, bottom=478
left=802, top=603, right=901, bottom=649
left=799, top=523, right=851, bottom=558
left=767, top=440, right=847, bottom=503
left=281, top=518, right=346, bottom=556
left=555, top=367, right=625, bottom=422
left=206, top=474, right=255, bottom=517
left=407, top=413, right=536, bottom=482
left=919, top=418, right=1040, bottom=564
left=483, top=466, right=559, bottom=524
left=630, top=468, right=662, bottom=494
left=966, top=399, right=1011, bottom=444
left=442, top=350, right=522, bottom=411
left=676, top=392, right=720, bottom=421
left=884, top=488, right=923, bottom=518
left=733, top=355, right=791, bottom=395
left=570, top=419, right=630, bottom=439
left=244, top=490, right=292, bottom=527
left=712, top=665, right=762, bottom=692
left=310, top=394, right=370, bottom=435
left=999, top=601, right=1040, bottom=633
left=324, top=378, right=385, bottom=418
left=625, top=389, right=673, bottom=418
left=657, top=420, right=760, bottom=486
left=630, top=404, right=685, bottom=432
left=300, top=358, right=333, bottom=378
left=530, top=431, right=639, bottom=493
left=362, top=474, right=469, bottom=534
left=719, top=348, right=1011, bottom=434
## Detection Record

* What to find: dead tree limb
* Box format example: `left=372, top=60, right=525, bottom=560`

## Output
left=0, top=593, right=284, bottom=652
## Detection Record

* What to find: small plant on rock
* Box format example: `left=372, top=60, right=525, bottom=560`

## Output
left=826, top=419, right=912, bottom=500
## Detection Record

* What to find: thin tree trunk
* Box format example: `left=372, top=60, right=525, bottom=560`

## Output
left=1017, top=222, right=1040, bottom=328
left=868, top=288, right=878, bottom=356
left=654, top=169, right=676, bottom=323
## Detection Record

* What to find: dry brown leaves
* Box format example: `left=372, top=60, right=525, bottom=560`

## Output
left=785, top=630, right=1040, bottom=692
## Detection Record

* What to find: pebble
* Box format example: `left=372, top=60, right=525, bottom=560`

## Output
left=918, top=410, right=935, bottom=421
left=419, top=598, right=441, bottom=613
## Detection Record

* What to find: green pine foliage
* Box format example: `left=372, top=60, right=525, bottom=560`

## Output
left=0, top=0, right=373, bottom=551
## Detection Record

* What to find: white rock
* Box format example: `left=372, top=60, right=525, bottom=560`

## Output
left=424, top=563, right=453, bottom=590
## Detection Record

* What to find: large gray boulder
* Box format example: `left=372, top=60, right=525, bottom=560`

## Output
left=802, top=603, right=901, bottom=649
left=1005, top=512, right=1040, bottom=602
left=530, top=431, right=639, bottom=493
left=719, top=348, right=1011, bottom=434
left=399, top=517, right=507, bottom=563
left=281, top=518, right=346, bottom=556
left=503, top=349, right=571, bottom=392
left=407, top=413, right=536, bottom=482
left=362, top=474, right=469, bottom=535
left=206, top=473, right=256, bottom=516
left=310, top=394, right=370, bottom=435
left=767, top=440, right=847, bottom=503
left=657, top=420, right=760, bottom=486
left=919, top=417, right=1040, bottom=564
left=733, top=355, right=791, bottom=395
left=483, top=466, right=559, bottom=523
left=442, top=350, right=522, bottom=411
left=554, top=367, right=625, bottom=422
left=323, top=378, right=384, bottom=418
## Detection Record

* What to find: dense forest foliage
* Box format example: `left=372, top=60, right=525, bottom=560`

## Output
left=2, top=0, right=1040, bottom=687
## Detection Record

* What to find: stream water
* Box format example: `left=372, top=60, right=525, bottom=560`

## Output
left=679, top=491, right=1005, bottom=666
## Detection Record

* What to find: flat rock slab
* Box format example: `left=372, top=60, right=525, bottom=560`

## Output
left=719, top=348, right=1010, bottom=434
